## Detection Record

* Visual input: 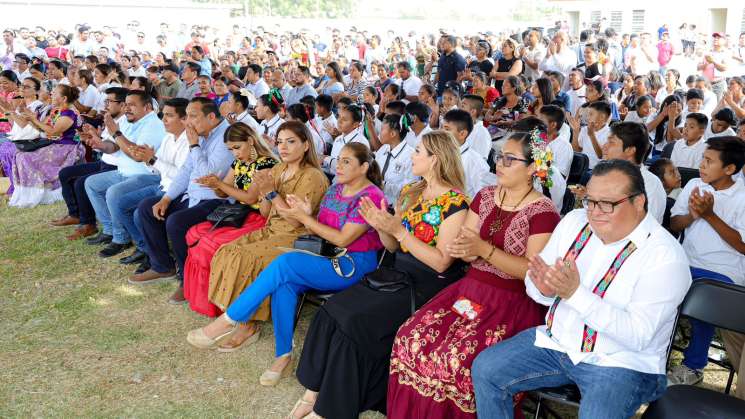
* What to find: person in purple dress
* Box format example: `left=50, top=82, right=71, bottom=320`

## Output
left=6, top=84, right=84, bottom=207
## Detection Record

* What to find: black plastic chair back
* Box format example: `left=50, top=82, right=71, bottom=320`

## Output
left=677, top=167, right=699, bottom=188
left=680, top=279, right=745, bottom=334
left=660, top=142, right=675, bottom=159
left=560, top=190, right=575, bottom=216
left=568, top=152, right=589, bottom=185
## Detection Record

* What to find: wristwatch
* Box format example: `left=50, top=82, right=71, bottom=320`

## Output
left=264, top=191, right=278, bottom=201
left=114, top=130, right=123, bottom=138
left=189, top=143, right=200, bottom=150
left=147, top=156, right=157, bottom=166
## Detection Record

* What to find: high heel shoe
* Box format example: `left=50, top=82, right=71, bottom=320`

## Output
left=259, top=354, right=292, bottom=386
left=186, top=317, right=237, bottom=350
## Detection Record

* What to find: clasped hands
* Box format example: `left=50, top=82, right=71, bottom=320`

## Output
left=527, top=256, right=581, bottom=299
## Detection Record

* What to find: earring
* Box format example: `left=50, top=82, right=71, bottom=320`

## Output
left=249, top=144, right=258, bottom=162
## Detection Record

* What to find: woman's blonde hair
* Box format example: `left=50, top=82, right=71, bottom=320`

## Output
left=397, top=130, right=466, bottom=212
left=223, top=122, right=276, bottom=161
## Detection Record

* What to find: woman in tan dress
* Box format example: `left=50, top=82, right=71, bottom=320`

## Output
left=208, top=120, right=329, bottom=351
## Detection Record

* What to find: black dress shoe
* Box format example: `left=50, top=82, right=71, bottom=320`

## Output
left=86, top=232, right=113, bottom=245
left=119, top=249, right=148, bottom=265
left=98, top=242, right=133, bottom=258
left=134, top=260, right=151, bottom=275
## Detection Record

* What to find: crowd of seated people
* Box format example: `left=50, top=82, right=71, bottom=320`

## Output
left=2, top=19, right=745, bottom=417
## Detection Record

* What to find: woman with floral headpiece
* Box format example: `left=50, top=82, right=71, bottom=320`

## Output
left=386, top=130, right=560, bottom=419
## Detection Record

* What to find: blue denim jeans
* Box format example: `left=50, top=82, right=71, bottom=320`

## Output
left=472, top=327, right=667, bottom=419
left=683, top=267, right=734, bottom=370
left=109, top=184, right=163, bottom=250
left=84, top=171, right=160, bottom=244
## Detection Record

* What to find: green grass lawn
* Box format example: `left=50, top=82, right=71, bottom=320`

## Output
left=0, top=199, right=733, bottom=418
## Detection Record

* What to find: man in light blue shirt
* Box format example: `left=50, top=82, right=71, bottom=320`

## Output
left=133, top=97, right=234, bottom=304
left=84, top=91, right=166, bottom=258
left=284, top=65, right=318, bottom=106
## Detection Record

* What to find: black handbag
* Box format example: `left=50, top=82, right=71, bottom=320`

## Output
left=13, top=139, right=54, bottom=152
left=206, top=202, right=252, bottom=228
left=361, top=252, right=416, bottom=315
left=280, top=235, right=355, bottom=278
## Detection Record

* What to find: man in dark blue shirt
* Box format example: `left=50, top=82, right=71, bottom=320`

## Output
left=436, top=35, right=466, bottom=97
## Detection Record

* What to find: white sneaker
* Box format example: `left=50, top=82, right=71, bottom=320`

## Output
left=667, top=364, right=703, bottom=386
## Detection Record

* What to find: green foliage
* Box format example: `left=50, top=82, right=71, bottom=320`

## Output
left=194, top=0, right=353, bottom=18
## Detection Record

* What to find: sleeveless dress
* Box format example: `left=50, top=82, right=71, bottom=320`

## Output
left=387, top=188, right=560, bottom=418
left=295, top=187, right=470, bottom=418
left=183, top=156, right=278, bottom=317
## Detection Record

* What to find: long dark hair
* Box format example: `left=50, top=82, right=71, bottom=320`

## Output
left=342, top=142, right=383, bottom=188
left=326, top=62, right=344, bottom=84
left=655, top=94, right=683, bottom=145
left=535, top=78, right=555, bottom=106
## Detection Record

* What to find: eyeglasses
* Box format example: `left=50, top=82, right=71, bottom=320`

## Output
left=494, top=152, right=530, bottom=168
left=581, top=193, right=640, bottom=214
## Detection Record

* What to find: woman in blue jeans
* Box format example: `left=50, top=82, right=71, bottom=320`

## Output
left=187, top=142, right=386, bottom=387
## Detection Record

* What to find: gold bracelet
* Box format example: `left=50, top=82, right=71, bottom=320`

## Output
left=486, top=245, right=496, bottom=261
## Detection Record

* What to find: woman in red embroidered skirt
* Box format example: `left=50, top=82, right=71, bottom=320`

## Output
left=387, top=132, right=561, bottom=418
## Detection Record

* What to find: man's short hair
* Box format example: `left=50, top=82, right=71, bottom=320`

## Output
left=405, top=101, right=431, bottom=123
left=685, top=112, right=708, bottom=129
left=686, top=88, right=704, bottom=102
left=462, top=94, right=485, bottom=114
left=14, top=53, right=30, bottom=64
left=164, top=97, right=189, bottom=118
left=190, top=96, right=220, bottom=118
left=105, top=87, right=129, bottom=102
left=314, top=94, right=333, bottom=111
left=538, top=104, right=565, bottom=130
left=191, top=45, right=203, bottom=55
left=444, top=109, right=474, bottom=135
left=397, top=61, right=412, bottom=71
left=184, top=61, right=201, bottom=74
left=609, top=121, right=650, bottom=164
left=587, top=100, right=612, bottom=118
left=297, top=65, right=311, bottom=77
left=126, top=90, right=152, bottom=106
left=247, top=63, right=262, bottom=77
left=512, top=116, right=547, bottom=133
left=591, top=159, right=647, bottom=212
left=705, top=136, right=745, bottom=173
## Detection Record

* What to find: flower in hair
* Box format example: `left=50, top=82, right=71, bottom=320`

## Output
left=530, top=128, right=554, bottom=188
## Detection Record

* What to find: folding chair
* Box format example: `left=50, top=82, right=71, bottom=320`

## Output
left=643, top=279, right=745, bottom=418
left=568, top=152, right=589, bottom=185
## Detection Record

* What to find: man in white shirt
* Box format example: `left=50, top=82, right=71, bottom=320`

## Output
left=245, top=64, right=270, bottom=98
left=668, top=136, right=745, bottom=386
left=699, top=33, right=730, bottom=100
left=473, top=160, right=691, bottom=419
left=443, top=109, right=491, bottom=198
left=570, top=101, right=611, bottom=169
left=521, top=30, right=545, bottom=82
left=395, top=61, right=422, bottom=103
left=601, top=122, right=667, bottom=224
left=538, top=31, right=578, bottom=81
left=69, top=25, right=95, bottom=58
left=566, top=68, right=586, bottom=116
left=670, top=113, right=708, bottom=169
left=375, top=115, right=416, bottom=205
left=461, top=94, right=492, bottom=160
left=53, top=87, right=129, bottom=240
left=13, top=53, right=31, bottom=80
left=538, top=105, right=573, bottom=178
left=127, top=55, right=147, bottom=78
left=113, top=98, right=191, bottom=269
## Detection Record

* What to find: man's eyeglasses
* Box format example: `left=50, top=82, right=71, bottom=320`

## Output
left=494, top=152, right=530, bottom=168
left=581, top=193, right=641, bottom=214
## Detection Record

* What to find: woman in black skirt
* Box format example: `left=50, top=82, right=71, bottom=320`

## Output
left=289, top=131, right=471, bottom=419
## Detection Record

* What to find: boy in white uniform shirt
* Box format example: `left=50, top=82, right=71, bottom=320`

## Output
left=570, top=101, right=612, bottom=169
left=322, top=104, right=370, bottom=177
left=442, top=109, right=490, bottom=199
left=538, top=105, right=573, bottom=178
left=375, top=114, right=416, bottom=206
left=703, top=108, right=737, bottom=141
left=668, top=136, right=745, bottom=386
left=402, top=101, right=432, bottom=148
left=313, top=94, right=337, bottom=148
left=473, top=160, right=691, bottom=419
left=461, top=94, right=492, bottom=160
left=670, top=113, right=708, bottom=169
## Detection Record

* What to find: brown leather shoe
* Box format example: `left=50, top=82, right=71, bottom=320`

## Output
left=50, top=215, right=80, bottom=227
left=66, top=225, right=98, bottom=241
left=128, top=269, right=176, bottom=285
left=168, top=286, right=186, bottom=305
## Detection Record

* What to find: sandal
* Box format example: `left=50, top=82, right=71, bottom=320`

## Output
left=259, top=354, right=292, bottom=386
left=216, top=325, right=260, bottom=353
left=287, top=396, right=314, bottom=419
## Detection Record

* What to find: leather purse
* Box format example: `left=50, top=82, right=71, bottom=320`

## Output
left=361, top=251, right=416, bottom=315
left=206, top=202, right=252, bottom=228
left=280, top=235, right=355, bottom=278
left=13, top=139, right=54, bottom=152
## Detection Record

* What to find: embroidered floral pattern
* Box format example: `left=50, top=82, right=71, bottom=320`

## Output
left=390, top=308, right=507, bottom=413
left=400, top=185, right=468, bottom=250
left=232, top=156, right=278, bottom=208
